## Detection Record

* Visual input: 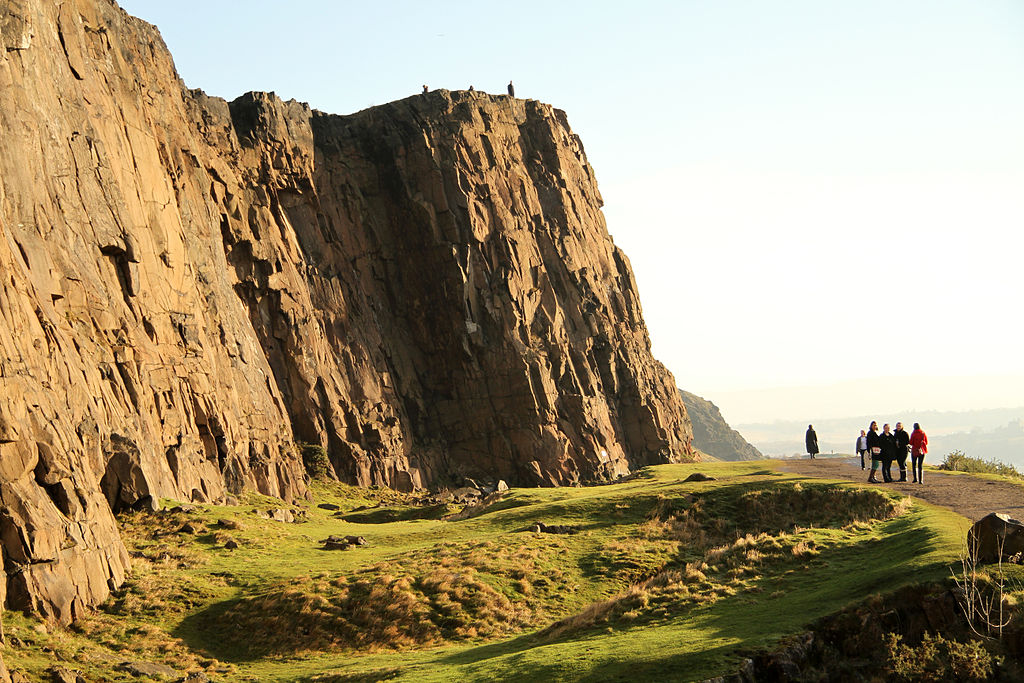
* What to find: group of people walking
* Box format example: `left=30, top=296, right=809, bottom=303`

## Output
left=856, top=422, right=929, bottom=484
left=804, top=422, right=930, bottom=484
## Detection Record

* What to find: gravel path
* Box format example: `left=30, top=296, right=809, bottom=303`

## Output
left=778, top=456, right=1024, bottom=524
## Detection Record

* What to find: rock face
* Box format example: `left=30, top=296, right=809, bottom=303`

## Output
left=679, top=390, right=761, bottom=461
left=0, top=0, right=694, bottom=620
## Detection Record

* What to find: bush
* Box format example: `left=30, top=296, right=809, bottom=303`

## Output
left=939, top=450, right=1021, bottom=479
left=299, top=443, right=331, bottom=480
left=885, top=631, right=996, bottom=681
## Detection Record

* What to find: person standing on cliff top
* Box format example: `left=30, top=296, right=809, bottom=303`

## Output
left=507, top=80, right=515, bottom=97
left=805, top=425, right=819, bottom=459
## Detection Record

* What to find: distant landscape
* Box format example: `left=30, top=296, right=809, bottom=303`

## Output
left=736, top=406, right=1024, bottom=466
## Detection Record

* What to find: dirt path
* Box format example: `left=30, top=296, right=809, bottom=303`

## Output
left=778, top=456, right=1024, bottom=524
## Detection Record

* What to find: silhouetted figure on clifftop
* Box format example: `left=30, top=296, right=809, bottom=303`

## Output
left=507, top=80, right=515, bottom=97
left=422, top=84, right=428, bottom=93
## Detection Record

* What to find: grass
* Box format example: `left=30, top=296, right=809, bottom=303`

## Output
left=0, top=460, right=983, bottom=682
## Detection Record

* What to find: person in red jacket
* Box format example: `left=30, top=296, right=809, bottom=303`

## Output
left=910, top=423, right=928, bottom=484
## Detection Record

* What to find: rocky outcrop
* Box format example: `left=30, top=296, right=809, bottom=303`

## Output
left=969, top=513, right=1024, bottom=563
left=0, top=0, right=694, bottom=620
left=680, top=390, right=761, bottom=461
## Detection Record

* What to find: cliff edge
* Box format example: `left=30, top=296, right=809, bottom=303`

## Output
left=0, top=0, right=694, bottom=621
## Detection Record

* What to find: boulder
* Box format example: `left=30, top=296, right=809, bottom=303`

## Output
left=684, top=472, right=717, bottom=482
left=115, top=661, right=178, bottom=679
left=530, top=522, right=578, bottom=535
left=968, top=513, right=1024, bottom=563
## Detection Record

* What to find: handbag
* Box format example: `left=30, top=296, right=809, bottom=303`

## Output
left=871, top=447, right=881, bottom=455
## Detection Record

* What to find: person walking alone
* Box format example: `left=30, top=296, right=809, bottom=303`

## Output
left=856, top=429, right=868, bottom=470
left=894, top=422, right=910, bottom=482
left=866, top=421, right=882, bottom=483
left=879, top=423, right=897, bottom=483
left=910, top=423, right=928, bottom=483
left=806, top=424, right=819, bottom=460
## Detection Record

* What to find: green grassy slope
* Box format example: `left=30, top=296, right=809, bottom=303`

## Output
left=1, top=461, right=969, bottom=682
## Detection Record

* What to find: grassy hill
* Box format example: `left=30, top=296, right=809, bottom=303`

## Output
left=0, top=462, right=992, bottom=681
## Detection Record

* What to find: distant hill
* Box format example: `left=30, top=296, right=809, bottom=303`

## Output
left=737, top=407, right=1024, bottom=467
left=680, top=390, right=763, bottom=461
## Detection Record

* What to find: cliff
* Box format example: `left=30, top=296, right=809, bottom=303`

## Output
left=0, top=0, right=694, bottom=622
left=679, top=390, right=761, bottom=461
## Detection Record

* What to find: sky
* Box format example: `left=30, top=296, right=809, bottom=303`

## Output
left=117, top=0, right=1024, bottom=424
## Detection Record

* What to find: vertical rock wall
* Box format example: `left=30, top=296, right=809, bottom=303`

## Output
left=0, top=0, right=694, bottom=620
left=0, top=0, right=306, bottom=622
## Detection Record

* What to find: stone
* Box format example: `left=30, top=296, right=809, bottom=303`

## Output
left=531, top=522, right=578, bottom=535
left=317, top=503, right=340, bottom=511
left=684, top=473, right=717, bottom=482
left=451, top=487, right=483, bottom=503
left=259, top=508, right=295, bottom=523
left=47, top=668, right=85, bottom=683
left=180, top=673, right=210, bottom=683
left=223, top=539, right=239, bottom=550
left=323, top=540, right=351, bottom=551
left=968, top=513, right=1024, bottom=564
left=216, top=519, right=242, bottom=530
left=115, top=661, right=178, bottom=679
left=495, top=480, right=509, bottom=493
left=344, top=535, right=367, bottom=546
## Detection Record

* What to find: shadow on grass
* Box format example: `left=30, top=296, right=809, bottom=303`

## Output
left=339, top=504, right=455, bottom=523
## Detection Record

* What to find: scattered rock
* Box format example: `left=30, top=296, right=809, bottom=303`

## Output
left=683, top=472, right=717, bottom=482
left=968, top=512, right=1024, bottom=563
left=115, top=661, right=179, bottom=679
left=320, top=534, right=366, bottom=550
left=451, top=487, right=483, bottom=503
left=529, top=522, right=578, bottom=535
left=177, top=523, right=198, bottom=535
left=323, top=539, right=351, bottom=551
left=48, top=667, right=86, bottom=683
left=223, top=539, right=239, bottom=550
left=180, top=673, right=210, bottom=683
left=496, top=480, right=509, bottom=493
left=167, top=505, right=197, bottom=515
left=317, top=503, right=340, bottom=511
left=217, top=519, right=243, bottom=530
left=222, top=495, right=239, bottom=506
left=257, top=508, right=295, bottom=523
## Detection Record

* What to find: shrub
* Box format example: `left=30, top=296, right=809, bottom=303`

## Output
left=299, top=443, right=332, bottom=480
left=885, top=631, right=996, bottom=681
left=939, top=450, right=1021, bottom=479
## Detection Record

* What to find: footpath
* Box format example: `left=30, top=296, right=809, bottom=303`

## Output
left=779, top=456, right=1024, bottom=525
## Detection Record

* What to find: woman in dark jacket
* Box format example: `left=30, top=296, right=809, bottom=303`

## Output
left=866, top=421, right=882, bottom=483
left=879, top=423, right=898, bottom=483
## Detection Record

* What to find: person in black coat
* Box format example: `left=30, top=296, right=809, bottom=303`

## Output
left=879, top=423, right=898, bottom=483
left=805, top=425, right=819, bottom=459
left=866, top=421, right=882, bottom=483
left=893, top=422, right=910, bottom=482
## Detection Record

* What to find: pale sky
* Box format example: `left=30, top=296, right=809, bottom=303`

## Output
left=117, top=0, right=1024, bottom=424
